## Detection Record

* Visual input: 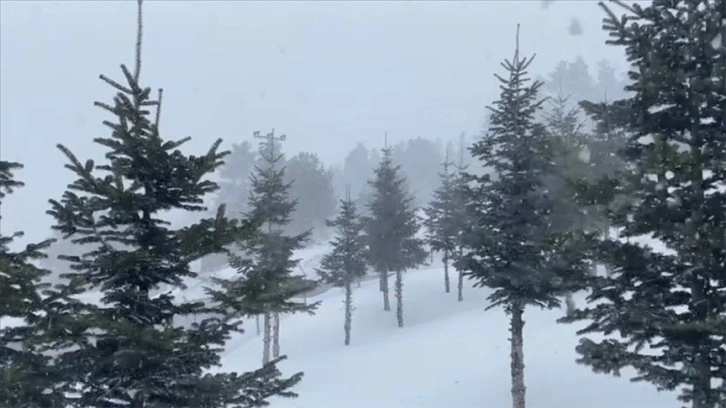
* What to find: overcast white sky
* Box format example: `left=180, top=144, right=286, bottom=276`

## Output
left=1, top=0, right=634, bottom=245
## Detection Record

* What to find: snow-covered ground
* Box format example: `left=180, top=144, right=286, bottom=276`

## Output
left=216, top=251, right=680, bottom=408
left=3, top=239, right=684, bottom=408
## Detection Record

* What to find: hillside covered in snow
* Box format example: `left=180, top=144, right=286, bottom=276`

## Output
left=193, top=245, right=682, bottom=408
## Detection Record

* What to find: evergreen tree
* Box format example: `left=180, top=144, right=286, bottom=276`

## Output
left=0, top=160, right=65, bottom=407
left=341, top=143, right=374, bottom=202
left=580, top=97, right=632, bottom=192
left=209, top=133, right=318, bottom=366
left=595, top=59, right=630, bottom=101
left=391, top=137, right=442, bottom=207
left=316, top=186, right=367, bottom=345
left=541, top=92, right=602, bottom=315
left=284, top=152, right=336, bottom=239
left=456, top=27, right=592, bottom=408
left=365, top=145, right=427, bottom=327
left=451, top=136, right=471, bottom=302
left=215, top=141, right=257, bottom=219
left=424, top=143, right=461, bottom=295
left=44, top=2, right=302, bottom=406
left=561, top=2, right=726, bottom=407
left=541, top=56, right=599, bottom=111
left=542, top=92, right=591, bottom=214
left=577, top=97, right=634, bottom=280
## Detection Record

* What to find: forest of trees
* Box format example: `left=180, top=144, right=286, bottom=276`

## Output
left=1, top=0, right=724, bottom=407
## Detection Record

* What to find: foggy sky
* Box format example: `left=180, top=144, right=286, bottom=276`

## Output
left=1, top=0, right=634, bottom=246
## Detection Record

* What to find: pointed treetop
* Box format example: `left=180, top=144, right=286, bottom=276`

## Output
left=557, top=75, right=566, bottom=100
left=458, top=132, right=467, bottom=169
left=253, top=128, right=287, bottom=164
left=514, top=23, right=520, bottom=66
left=154, top=88, right=163, bottom=129
left=134, top=0, right=143, bottom=83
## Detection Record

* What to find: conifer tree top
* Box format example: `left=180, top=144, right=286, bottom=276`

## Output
left=1, top=160, right=64, bottom=407
left=424, top=145, right=466, bottom=256
left=561, top=2, right=725, bottom=406
left=366, top=143, right=427, bottom=272
left=459, top=25, right=591, bottom=311
left=317, top=189, right=367, bottom=288
left=40, top=1, right=283, bottom=405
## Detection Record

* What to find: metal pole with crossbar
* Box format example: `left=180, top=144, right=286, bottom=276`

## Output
left=253, top=128, right=286, bottom=165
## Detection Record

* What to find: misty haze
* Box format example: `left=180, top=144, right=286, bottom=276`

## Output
left=1, top=1, right=724, bottom=408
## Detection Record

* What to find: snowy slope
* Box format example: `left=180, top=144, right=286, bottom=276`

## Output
left=218, top=257, right=681, bottom=408
left=4, top=238, right=683, bottom=408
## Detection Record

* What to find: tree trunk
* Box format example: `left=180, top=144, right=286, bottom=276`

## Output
left=395, top=269, right=404, bottom=327
left=256, top=314, right=260, bottom=336
left=443, top=251, right=450, bottom=293
left=565, top=293, right=576, bottom=317
left=686, top=129, right=713, bottom=408
left=381, top=269, right=391, bottom=311
left=262, top=312, right=271, bottom=365
left=691, top=277, right=713, bottom=408
left=457, top=270, right=464, bottom=302
left=510, top=301, right=526, bottom=408
left=130, top=396, right=144, bottom=408
left=344, top=280, right=353, bottom=346
left=457, top=248, right=464, bottom=302
left=272, top=312, right=280, bottom=358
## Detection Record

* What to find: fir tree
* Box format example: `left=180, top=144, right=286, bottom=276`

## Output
left=365, top=144, right=427, bottom=327
left=574, top=66, right=633, bottom=199
left=424, top=143, right=462, bottom=295
left=209, top=131, right=318, bottom=366
left=0, top=160, right=65, bottom=407
left=456, top=26, right=592, bottom=408
left=561, top=2, right=726, bottom=407
left=215, top=141, right=257, bottom=219
left=283, top=152, right=336, bottom=238
left=316, top=186, right=367, bottom=345
left=44, top=2, right=301, bottom=406
left=574, top=97, right=634, bottom=282
left=541, top=92, right=602, bottom=315
left=451, top=133, right=472, bottom=302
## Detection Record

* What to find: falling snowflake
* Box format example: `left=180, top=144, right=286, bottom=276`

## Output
left=569, top=18, right=583, bottom=36
left=711, top=20, right=724, bottom=50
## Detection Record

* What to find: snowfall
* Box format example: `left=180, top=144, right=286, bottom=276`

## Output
left=3, top=236, right=686, bottom=408
left=207, top=242, right=680, bottom=408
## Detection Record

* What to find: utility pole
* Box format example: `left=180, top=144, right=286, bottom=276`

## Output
left=252, top=128, right=287, bottom=362
left=253, top=128, right=287, bottom=165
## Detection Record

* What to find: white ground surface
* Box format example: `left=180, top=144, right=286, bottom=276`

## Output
left=2, top=241, right=684, bottom=408
left=215, top=245, right=680, bottom=408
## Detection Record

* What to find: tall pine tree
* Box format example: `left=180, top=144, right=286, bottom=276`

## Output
left=456, top=26, right=592, bottom=408
left=424, top=143, right=463, bottom=295
left=209, top=132, right=318, bottom=366
left=215, top=141, right=257, bottom=219
left=44, top=2, right=302, bottom=406
left=284, top=152, right=336, bottom=238
left=541, top=92, right=601, bottom=315
left=316, top=186, right=367, bottom=345
left=452, top=133, right=472, bottom=302
left=0, top=160, right=65, bottom=407
left=562, top=2, right=726, bottom=407
left=365, top=144, right=427, bottom=327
